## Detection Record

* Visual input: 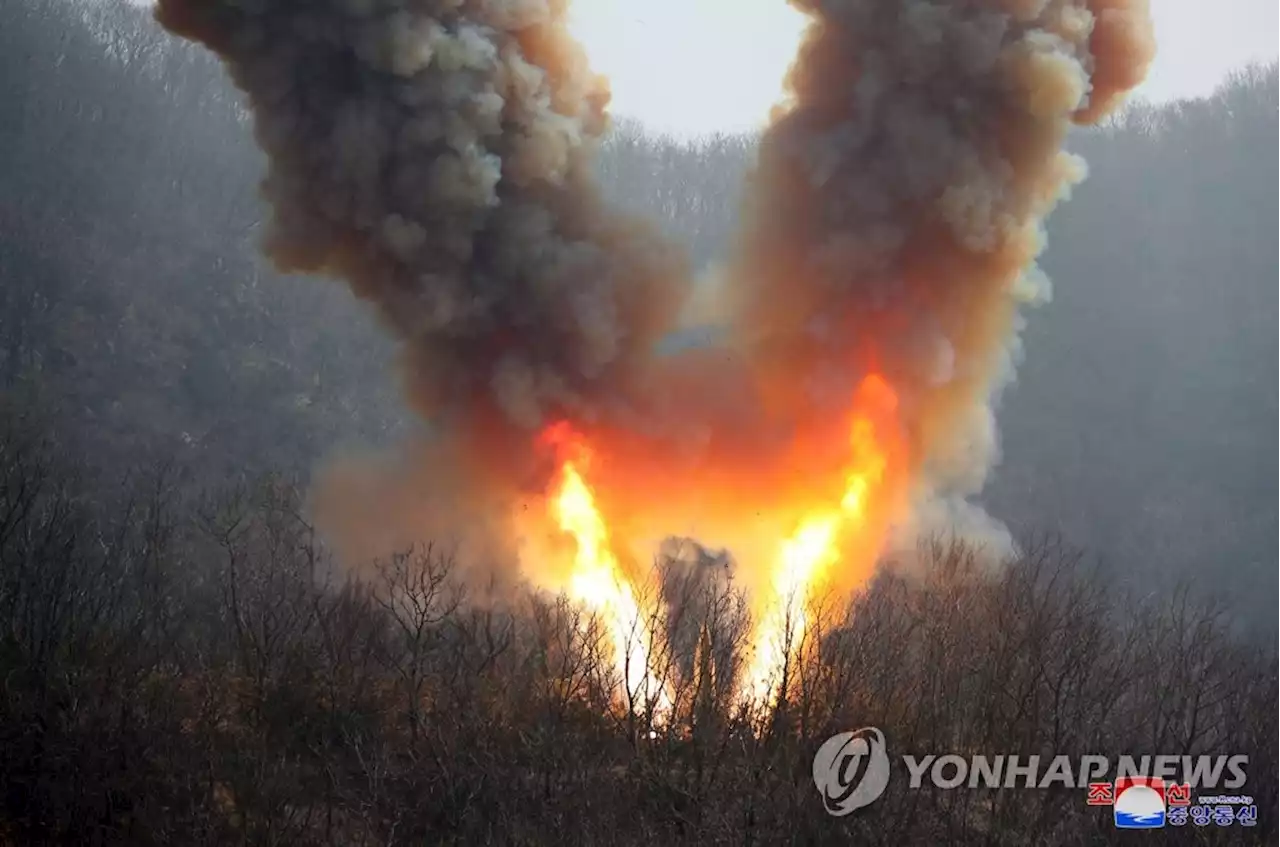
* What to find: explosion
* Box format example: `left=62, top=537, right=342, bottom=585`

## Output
left=542, top=421, right=672, bottom=714
left=154, top=0, right=1154, bottom=717
left=744, top=373, right=904, bottom=704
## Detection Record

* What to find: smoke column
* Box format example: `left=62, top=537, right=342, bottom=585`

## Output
left=154, top=0, right=1153, bottom=588
left=155, top=0, right=692, bottom=467
left=721, top=0, right=1156, bottom=563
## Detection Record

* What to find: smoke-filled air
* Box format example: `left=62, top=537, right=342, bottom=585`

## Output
left=154, top=0, right=1154, bottom=707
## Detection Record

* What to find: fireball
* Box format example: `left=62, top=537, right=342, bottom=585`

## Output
left=543, top=423, right=673, bottom=717
left=537, top=374, right=906, bottom=714
left=743, top=374, right=904, bottom=705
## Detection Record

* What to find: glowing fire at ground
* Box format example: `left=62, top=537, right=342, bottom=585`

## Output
left=743, top=375, right=899, bottom=705
left=540, top=375, right=902, bottom=717
left=546, top=427, right=673, bottom=717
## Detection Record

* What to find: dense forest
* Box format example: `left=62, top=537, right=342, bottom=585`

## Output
left=0, top=0, right=1275, bottom=844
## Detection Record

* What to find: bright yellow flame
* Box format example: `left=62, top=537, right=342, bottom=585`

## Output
left=537, top=375, right=901, bottom=718
left=552, top=459, right=672, bottom=716
left=743, top=377, right=896, bottom=705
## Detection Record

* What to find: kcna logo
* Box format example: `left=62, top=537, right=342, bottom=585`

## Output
left=811, top=727, right=891, bottom=816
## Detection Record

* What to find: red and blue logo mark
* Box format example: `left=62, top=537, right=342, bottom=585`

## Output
left=1110, top=777, right=1169, bottom=828
left=1088, top=777, right=1257, bottom=829
left=1088, top=777, right=1179, bottom=828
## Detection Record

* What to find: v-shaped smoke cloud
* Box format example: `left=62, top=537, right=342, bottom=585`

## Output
left=155, top=0, right=1154, bottom=587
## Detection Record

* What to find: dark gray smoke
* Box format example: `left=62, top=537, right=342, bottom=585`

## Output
left=156, top=0, right=1155, bottom=589
left=156, top=0, right=691, bottom=450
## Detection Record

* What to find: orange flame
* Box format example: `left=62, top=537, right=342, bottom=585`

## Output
left=743, top=374, right=901, bottom=705
left=544, top=424, right=672, bottom=717
left=535, top=374, right=904, bottom=718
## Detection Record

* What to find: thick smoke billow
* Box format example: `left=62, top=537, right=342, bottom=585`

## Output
left=156, top=0, right=1153, bottom=582
left=156, top=0, right=691, bottom=452
left=725, top=0, right=1154, bottom=553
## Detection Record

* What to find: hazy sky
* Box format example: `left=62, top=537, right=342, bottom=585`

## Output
left=568, top=0, right=1280, bottom=137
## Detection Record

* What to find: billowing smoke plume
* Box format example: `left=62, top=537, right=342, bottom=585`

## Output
left=723, top=0, right=1155, bottom=559
left=155, top=0, right=691, bottom=455
left=155, top=0, right=1153, bottom=586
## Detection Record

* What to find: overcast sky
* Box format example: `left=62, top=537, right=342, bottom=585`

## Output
left=568, top=0, right=1280, bottom=137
